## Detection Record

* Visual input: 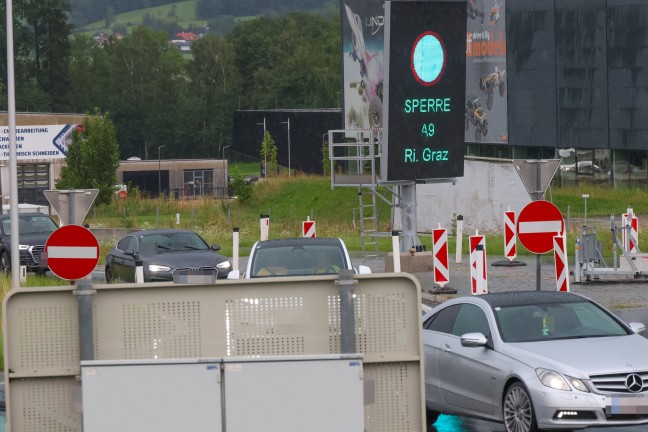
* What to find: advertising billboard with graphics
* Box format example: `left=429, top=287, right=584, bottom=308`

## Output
left=341, top=0, right=508, bottom=144
left=342, top=1, right=386, bottom=130
left=465, top=0, right=508, bottom=143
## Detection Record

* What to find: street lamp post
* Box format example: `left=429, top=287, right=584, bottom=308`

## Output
left=158, top=145, right=166, bottom=197
left=257, top=117, right=266, bottom=177
left=222, top=145, right=231, bottom=198
left=281, top=118, right=291, bottom=177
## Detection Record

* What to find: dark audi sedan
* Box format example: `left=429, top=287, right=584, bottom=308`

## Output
left=105, top=229, right=231, bottom=282
left=0, top=212, right=59, bottom=274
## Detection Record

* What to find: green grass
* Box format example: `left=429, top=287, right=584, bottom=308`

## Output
left=79, top=0, right=200, bottom=35
left=3, top=180, right=648, bottom=370
left=85, top=177, right=648, bottom=259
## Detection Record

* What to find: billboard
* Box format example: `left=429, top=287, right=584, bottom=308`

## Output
left=341, top=0, right=508, bottom=142
left=0, top=124, right=76, bottom=160
left=465, top=0, right=508, bottom=143
left=382, top=1, right=466, bottom=181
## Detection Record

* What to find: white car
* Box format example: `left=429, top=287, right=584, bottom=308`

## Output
left=228, top=237, right=371, bottom=279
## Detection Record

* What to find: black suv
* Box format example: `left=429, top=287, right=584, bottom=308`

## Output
left=0, top=212, right=59, bottom=274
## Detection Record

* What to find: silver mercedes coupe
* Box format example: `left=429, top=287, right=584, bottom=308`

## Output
left=423, top=291, right=648, bottom=432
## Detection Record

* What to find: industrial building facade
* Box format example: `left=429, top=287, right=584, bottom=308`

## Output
left=340, top=0, right=648, bottom=187
left=1, top=113, right=227, bottom=209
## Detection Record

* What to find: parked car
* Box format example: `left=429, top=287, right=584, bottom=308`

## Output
left=0, top=212, right=58, bottom=275
left=423, top=291, right=648, bottom=432
left=105, top=229, right=231, bottom=283
left=229, top=237, right=371, bottom=279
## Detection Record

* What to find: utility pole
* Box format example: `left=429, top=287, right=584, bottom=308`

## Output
left=257, top=117, right=267, bottom=177
left=281, top=118, right=291, bottom=177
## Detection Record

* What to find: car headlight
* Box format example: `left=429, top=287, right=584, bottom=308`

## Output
left=148, top=264, right=171, bottom=272
left=565, top=375, right=590, bottom=392
left=19, top=244, right=29, bottom=250
left=537, top=368, right=570, bottom=390
left=217, top=260, right=232, bottom=270
left=536, top=368, right=589, bottom=392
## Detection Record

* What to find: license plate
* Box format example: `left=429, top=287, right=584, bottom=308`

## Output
left=606, top=395, right=648, bottom=415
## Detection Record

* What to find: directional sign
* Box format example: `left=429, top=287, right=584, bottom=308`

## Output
left=504, top=210, right=517, bottom=261
left=469, top=234, right=487, bottom=295
left=517, top=200, right=564, bottom=254
left=45, top=225, right=99, bottom=280
left=553, top=235, right=570, bottom=292
left=302, top=220, right=316, bottom=238
left=433, top=227, right=449, bottom=287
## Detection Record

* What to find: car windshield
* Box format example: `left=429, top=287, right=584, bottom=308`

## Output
left=494, top=300, right=629, bottom=342
left=251, top=244, right=346, bottom=277
left=2, top=216, right=57, bottom=234
left=138, top=232, right=209, bottom=257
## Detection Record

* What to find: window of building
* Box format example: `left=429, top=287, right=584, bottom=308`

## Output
left=183, top=169, right=214, bottom=197
left=18, top=164, right=49, bottom=206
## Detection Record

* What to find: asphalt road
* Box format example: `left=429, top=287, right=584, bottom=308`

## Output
left=353, top=253, right=648, bottom=322
left=354, top=253, right=648, bottom=432
left=88, top=253, right=648, bottom=431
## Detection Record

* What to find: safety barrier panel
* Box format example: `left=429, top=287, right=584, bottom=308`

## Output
left=3, top=273, right=424, bottom=432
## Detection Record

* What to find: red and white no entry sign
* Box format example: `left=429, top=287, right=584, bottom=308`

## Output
left=517, top=200, right=564, bottom=254
left=45, top=225, right=100, bottom=280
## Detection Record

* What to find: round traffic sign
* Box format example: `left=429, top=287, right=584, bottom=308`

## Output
left=45, top=225, right=100, bottom=280
left=516, top=201, right=564, bottom=254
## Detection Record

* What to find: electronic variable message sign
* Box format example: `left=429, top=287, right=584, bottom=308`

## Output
left=382, top=1, right=467, bottom=182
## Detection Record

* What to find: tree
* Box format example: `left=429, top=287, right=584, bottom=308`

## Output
left=18, top=0, right=73, bottom=111
left=185, top=34, right=240, bottom=158
left=228, top=12, right=340, bottom=110
left=108, top=26, right=186, bottom=159
left=260, top=131, right=277, bottom=177
left=67, top=34, right=112, bottom=114
left=56, top=111, right=121, bottom=205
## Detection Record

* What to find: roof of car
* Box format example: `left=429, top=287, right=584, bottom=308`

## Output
left=254, top=237, right=344, bottom=249
left=0, top=212, right=50, bottom=220
left=476, top=291, right=586, bottom=308
left=129, top=229, right=198, bottom=237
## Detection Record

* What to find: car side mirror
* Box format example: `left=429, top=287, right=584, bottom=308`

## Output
left=460, top=332, right=488, bottom=347
left=227, top=270, right=240, bottom=280
left=629, top=322, right=646, bottom=334
left=357, top=265, right=372, bottom=274
left=124, top=249, right=135, bottom=257
left=210, top=244, right=221, bottom=252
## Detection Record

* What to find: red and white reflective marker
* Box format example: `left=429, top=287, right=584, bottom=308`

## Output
left=470, top=233, right=488, bottom=295
left=302, top=219, right=316, bottom=238
left=622, top=209, right=638, bottom=253
left=517, top=200, right=564, bottom=254
left=504, top=210, right=517, bottom=261
left=45, top=225, right=100, bottom=280
left=433, top=227, right=449, bottom=287
left=553, top=235, right=570, bottom=292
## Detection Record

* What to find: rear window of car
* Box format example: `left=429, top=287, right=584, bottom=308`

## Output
left=251, top=244, right=346, bottom=277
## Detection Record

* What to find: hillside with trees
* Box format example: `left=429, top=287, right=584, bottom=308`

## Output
left=69, top=0, right=334, bottom=27
left=0, top=0, right=341, bottom=163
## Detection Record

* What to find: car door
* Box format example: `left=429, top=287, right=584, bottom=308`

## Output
left=436, top=303, right=499, bottom=415
left=423, top=304, right=460, bottom=408
left=113, top=236, right=138, bottom=282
